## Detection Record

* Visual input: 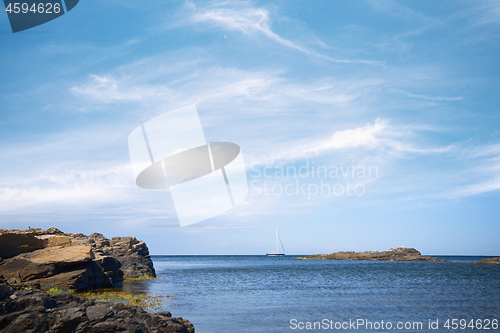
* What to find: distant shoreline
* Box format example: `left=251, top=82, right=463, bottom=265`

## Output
left=149, top=254, right=500, bottom=257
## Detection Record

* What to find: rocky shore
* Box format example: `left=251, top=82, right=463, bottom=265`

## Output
left=0, top=228, right=156, bottom=291
left=0, top=228, right=195, bottom=332
left=471, top=257, right=500, bottom=265
left=0, top=284, right=194, bottom=333
left=298, top=246, right=448, bottom=262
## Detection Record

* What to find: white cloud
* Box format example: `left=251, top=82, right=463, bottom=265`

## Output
left=451, top=179, right=500, bottom=198
left=0, top=165, right=132, bottom=212
left=185, top=1, right=380, bottom=64
left=69, top=63, right=374, bottom=115
left=393, top=89, right=464, bottom=101
left=471, top=0, right=500, bottom=25
left=249, top=118, right=455, bottom=166
left=70, top=74, right=176, bottom=103
left=11, top=0, right=499, bottom=223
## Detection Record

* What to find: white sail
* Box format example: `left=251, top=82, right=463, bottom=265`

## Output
left=266, top=228, right=285, bottom=256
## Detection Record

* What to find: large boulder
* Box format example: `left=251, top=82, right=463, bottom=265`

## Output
left=0, top=285, right=194, bottom=333
left=0, top=246, right=122, bottom=291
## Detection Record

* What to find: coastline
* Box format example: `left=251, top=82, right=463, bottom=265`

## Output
left=0, top=228, right=194, bottom=333
left=1, top=229, right=498, bottom=332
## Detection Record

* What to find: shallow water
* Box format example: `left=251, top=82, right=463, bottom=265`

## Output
left=129, top=255, right=500, bottom=332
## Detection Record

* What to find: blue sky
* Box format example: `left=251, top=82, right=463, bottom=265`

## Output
left=1, top=0, right=499, bottom=255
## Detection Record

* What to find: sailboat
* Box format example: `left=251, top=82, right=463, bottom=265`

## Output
left=266, top=228, right=285, bottom=256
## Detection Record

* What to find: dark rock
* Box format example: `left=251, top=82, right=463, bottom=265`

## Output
left=299, top=246, right=448, bottom=262
left=0, top=233, right=45, bottom=259
left=86, top=305, right=113, bottom=321
left=0, top=284, right=14, bottom=301
left=0, top=284, right=195, bottom=333
left=105, top=237, right=156, bottom=278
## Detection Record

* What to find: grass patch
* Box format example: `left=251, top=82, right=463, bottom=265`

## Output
left=75, top=289, right=176, bottom=311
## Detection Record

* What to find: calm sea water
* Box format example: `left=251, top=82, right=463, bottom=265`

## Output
left=125, top=255, right=500, bottom=333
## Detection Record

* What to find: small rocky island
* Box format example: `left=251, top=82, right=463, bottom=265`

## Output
left=298, top=246, right=448, bottom=262
left=471, top=257, right=500, bottom=265
left=0, top=228, right=194, bottom=333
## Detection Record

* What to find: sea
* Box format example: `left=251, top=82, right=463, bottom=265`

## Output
left=123, top=255, right=500, bottom=333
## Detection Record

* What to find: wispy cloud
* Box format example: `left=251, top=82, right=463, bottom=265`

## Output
left=392, top=89, right=464, bottom=101
left=69, top=61, right=374, bottom=115
left=470, top=0, right=500, bottom=26
left=184, top=1, right=380, bottom=64
left=451, top=179, right=500, bottom=198
left=3, top=0, right=499, bottom=228
left=0, top=165, right=132, bottom=212
left=249, top=118, right=455, bottom=166
left=66, top=52, right=498, bottom=204
left=445, top=142, right=500, bottom=198
left=71, top=74, right=176, bottom=103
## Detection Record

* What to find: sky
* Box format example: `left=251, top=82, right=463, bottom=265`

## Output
left=1, top=0, right=499, bottom=255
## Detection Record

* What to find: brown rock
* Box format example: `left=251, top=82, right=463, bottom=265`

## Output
left=37, top=234, right=73, bottom=247
left=0, top=228, right=155, bottom=290
left=0, top=246, right=122, bottom=291
left=471, top=257, right=500, bottom=265
left=0, top=232, right=45, bottom=259
left=23, top=245, right=93, bottom=266
left=298, top=246, right=448, bottom=262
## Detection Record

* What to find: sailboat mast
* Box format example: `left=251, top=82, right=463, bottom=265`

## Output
left=275, top=227, right=279, bottom=252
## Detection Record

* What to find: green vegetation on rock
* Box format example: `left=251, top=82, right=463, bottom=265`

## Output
left=46, top=288, right=75, bottom=295
left=123, top=275, right=157, bottom=282
left=75, top=288, right=176, bottom=311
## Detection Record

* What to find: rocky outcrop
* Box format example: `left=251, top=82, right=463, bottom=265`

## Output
left=0, top=233, right=45, bottom=259
left=84, top=234, right=156, bottom=279
left=0, top=228, right=156, bottom=291
left=0, top=284, right=194, bottom=333
left=0, top=245, right=122, bottom=291
left=472, top=257, right=500, bottom=265
left=298, top=246, right=448, bottom=262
